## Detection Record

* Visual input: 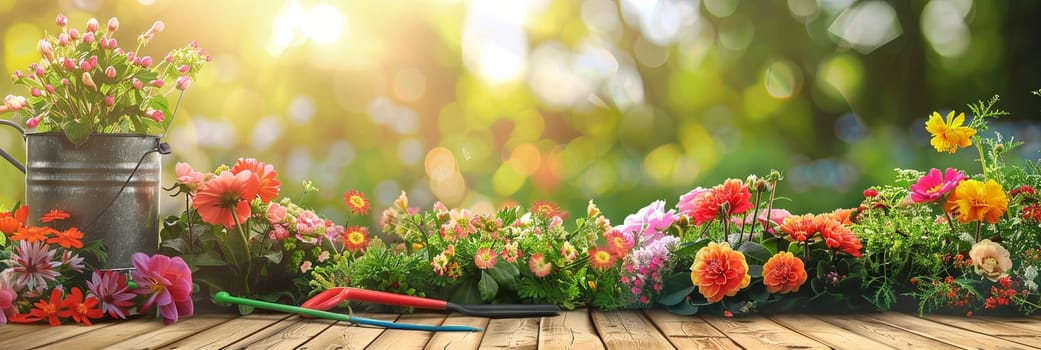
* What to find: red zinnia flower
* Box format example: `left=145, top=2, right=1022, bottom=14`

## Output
left=230, top=158, right=280, bottom=203
left=61, top=287, right=102, bottom=326
left=603, top=229, right=633, bottom=259
left=10, top=288, right=67, bottom=326
left=343, top=190, right=370, bottom=215
left=47, top=227, right=84, bottom=249
left=192, top=170, right=260, bottom=229
left=690, top=179, right=753, bottom=225
left=589, top=248, right=616, bottom=271
left=530, top=200, right=567, bottom=219
left=39, top=209, right=71, bottom=223
left=10, top=226, right=55, bottom=243
left=342, top=226, right=370, bottom=252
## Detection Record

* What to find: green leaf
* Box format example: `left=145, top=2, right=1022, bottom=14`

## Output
left=748, top=264, right=763, bottom=278
left=657, top=272, right=696, bottom=306
left=737, top=241, right=772, bottom=265
left=64, top=118, right=92, bottom=146
left=262, top=250, right=283, bottom=264
left=451, top=283, right=482, bottom=305
left=674, top=238, right=712, bottom=257
left=486, top=262, right=519, bottom=289
left=666, top=301, right=699, bottom=315
left=478, top=271, right=499, bottom=301
left=748, top=283, right=769, bottom=303
left=193, top=250, right=229, bottom=267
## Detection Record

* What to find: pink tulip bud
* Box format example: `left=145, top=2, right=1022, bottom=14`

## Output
left=107, top=17, right=119, bottom=32
left=63, top=58, right=75, bottom=71
left=150, top=21, right=165, bottom=34
left=114, top=48, right=123, bottom=55
left=190, top=40, right=199, bottom=48
left=105, top=66, right=116, bottom=78
left=175, top=75, right=191, bottom=90
left=83, top=32, right=95, bottom=44
left=58, top=33, right=70, bottom=46
left=45, top=84, right=55, bottom=94
left=132, top=78, right=144, bottom=90
left=139, top=56, right=153, bottom=68
left=150, top=110, right=164, bottom=121
left=56, top=14, right=68, bottom=28
left=3, top=95, right=28, bottom=111
left=80, top=60, right=91, bottom=71
left=34, top=66, right=44, bottom=76
left=69, top=29, right=80, bottom=40
left=89, top=55, right=98, bottom=68
left=38, top=40, right=54, bottom=61
left=150, top=79, right=164, bottom=88
left=107, top=38, right=117, bottom=49
left=104, top=95, right=114, bottom=106
left=205, top=55, right=213, bottom=62
left=86, top=18, right=99, bottom=33
left=61, top=78, right=69, bottom=86
left=81, top=72, right=96, bottom=89
left=12, top=70, right=23, bottom=79
left=25, top=116, right=40, bottom=129
left=31, top=88, right=42, bottom=97
left=178, top=65, right=190, bottom=73
left=126, top=52, right=135, bottom=62
left=164, top=54, right=174, bottom=63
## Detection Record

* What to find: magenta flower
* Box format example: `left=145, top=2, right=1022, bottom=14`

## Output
left=910, top=168, right=966, bottom=203
left=131, top=253, right=193, bottom=325
left=86, top=270, right=136, bottom=319
left=8, top=240, right=61, bottom=292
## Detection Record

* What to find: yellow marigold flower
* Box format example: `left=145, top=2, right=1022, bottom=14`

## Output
left=690, top=242, right=750, bottom=303
left=925, top=111, right=976, bottom=153
left=943, top=179, right=1009, bottom=224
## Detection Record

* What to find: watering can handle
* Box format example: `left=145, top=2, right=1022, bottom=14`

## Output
left=0, top=120, right=25, bottom=174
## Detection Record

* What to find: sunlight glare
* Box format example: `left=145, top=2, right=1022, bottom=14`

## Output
left=305, top=4, right=344, bottom=44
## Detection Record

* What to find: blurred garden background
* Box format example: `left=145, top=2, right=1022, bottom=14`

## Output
left=1, top=0, right=1040, bottom=223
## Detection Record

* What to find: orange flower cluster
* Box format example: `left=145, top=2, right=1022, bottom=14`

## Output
left=0, top=208, right=83, bottom=249
left=762, top=252, right=807, bottom=294
left=943, top=179, right=1008, bottom=224
left=687, top=179, right=753, bottom=225
left=778, top=211, right=862, bottom=257
left=690, top=242, right=750, bottom=303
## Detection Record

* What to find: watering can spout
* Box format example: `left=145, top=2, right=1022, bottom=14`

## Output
left=0, top=120, right=26, bottom=174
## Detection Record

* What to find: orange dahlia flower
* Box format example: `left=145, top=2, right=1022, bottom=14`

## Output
left=779, top=214, right=818, bottom=242
left=762, top=251, right=807, bottom=294
left=192, top=170, right=260, bottom=229
left=690, top=242, right=750, bottom=303
left=943, top=179, right=1008, bottom=224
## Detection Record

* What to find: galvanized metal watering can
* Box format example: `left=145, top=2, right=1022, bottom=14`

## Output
left=0, top=120, right=170, bottom=270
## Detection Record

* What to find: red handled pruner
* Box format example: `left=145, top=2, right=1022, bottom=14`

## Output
left=302, top=287, right=561, bottom=318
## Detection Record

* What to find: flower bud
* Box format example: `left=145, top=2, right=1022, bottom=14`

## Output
left=175, top=75, right=191, bottom=90
left=132, top=78, right=144, bottom=90
left=150, top=110, right=164, bottom=122
left=150, top=79, right=164, bottom=88
left=83, top=32, right=95, bottom=44
left=150, top=21, right=165, bottom=34
left=45, top=84, right=55, bottom=94
left=86, top=18, right=99, bottom=33
left=113, top=48, right=123, bottom=55
left=994, top=143, right=1005, bottom=153
left=12, top=70, right=22, bottom=79
left=31, top=88, right=42, bottom=97
left=107, top=17, right=119, bottom=32
left=105, top=66, right=116, bottom=79
left=587, top=200, right=600, bottom=218
left=61, top=78, right=69, bottom=86
left=164, top=54, right=174, bottom=63
left=3, top=95, right=28, bottom=111
left=863, top=188, right=878, bottom=198
left=81, top=72, right=96, bottom=89
left=58, top=33, right=70, bottom=46
left=126, top=52, right=135, bottom=62
left=38, top=40, right=54, bottom=61
left=79, top=60, right=91, bottom=71
left=205, top=55, right=213, bottom=62
left=69, top=29, right=80, bottom=40
left=26, top=116, right=40, bottom=129
left=178, top=65, right=190, bottom=73
left=104, top=95, right=115, bottom=106
left=56, top=14, right=68, bottom=28
left=754, top=179, right=768, bottom=192
left=139, top=56, right=153, bottom=68
left=89, top=55, right=98, bottom=68
left=33, top=66, right=44, bottom=76
left=63, top=58, right=75, bottom=71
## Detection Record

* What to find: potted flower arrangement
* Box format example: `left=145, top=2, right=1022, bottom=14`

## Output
left=0, top=205, right=193, bottom=325
left=0, top=13, right=209, bottom=269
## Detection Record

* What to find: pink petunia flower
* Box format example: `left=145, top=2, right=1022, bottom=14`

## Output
left=175, top=162, right=206, bottom=192
left=86, top=270, right=136, bottom=319
left=131, top=253, right=193, bottom=325
left=0, top=271, right=17, bottom=325
left=910, top=168, right=966, bottom=203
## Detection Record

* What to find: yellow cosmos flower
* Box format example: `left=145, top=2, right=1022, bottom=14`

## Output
left=925, top=111, right=976, bottom=153
left=943, top=179, right=1009, bottom=224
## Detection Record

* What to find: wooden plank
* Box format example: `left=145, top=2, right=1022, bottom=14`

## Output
left=642, top=309, right=740, bottom=350
left=478, top=317, right=540, bottom=350
left=296, top=313, right=399, bottom=350
left=0, top=323, right=50, bottom=340
left=538, top=309, right=606, bottom=350
left=160, top=313, right=292, bottom=350
left=813, top=314, right=957, bottom=349
left=923, top=313, right=1041, bottom=336
left=101, top=314, right=234, bottom=350
left=35, top=317, right=166, bottom=349
left=424, top=313, right=489, bottom=350
left=365, top=313, right=446, bottom=350
left=769, top=314, right=897, bottom=350
left=0, top=321, right=116, bottom=349
left=590, top=310, right=674, bottom=350
left=240, top=317, right=336, bottom=350
left=700, top=314, right=828, bottom=350
left=865, top=312, right=1038, bottom=349
left=221, top=315, right=307, bottom=350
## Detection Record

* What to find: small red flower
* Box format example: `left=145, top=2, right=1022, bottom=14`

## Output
left=343, top=190, right=370, bottom=215
left=61, top=287, right=102, bottom=326
left=47, top=227, right=84, bottom=249
left=10, top=288, right=68, bottom=326
left=530, top=200, right=567, bottom=219
left=863, top=188, right=878, bottom=198
left=39, top=209, right=71, bottom=223
left=342, top=226, right=370, bottom=252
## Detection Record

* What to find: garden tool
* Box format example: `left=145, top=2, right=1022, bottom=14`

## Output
left=213, top=291, right=482, bottom=332
left=301, top=287, right=561, bottom=318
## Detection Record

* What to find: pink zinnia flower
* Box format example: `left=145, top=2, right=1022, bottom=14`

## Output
left=175, top=162, right=206, bottom=191
left=528, top=253, right=552, bottom=278
left=474, top=247, right=497, bottom=270
left=8, top=240, right=61, bottom=292
left=910, top=168, right=966, bottom=203
left=86, top=270, right=136, bottom=319
left=131, top=253, right=194, bottom=325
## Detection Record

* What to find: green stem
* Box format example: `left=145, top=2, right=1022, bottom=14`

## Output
left=746, top=190, right=763, bottom=242
left=975, top=136, right=988, bottom=181
left=975, top=221, right=982, bottom=242
left=944, top=211, right=958, bottom=237
left=231, top=206, right=252, bottom=296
